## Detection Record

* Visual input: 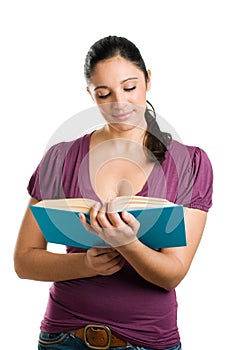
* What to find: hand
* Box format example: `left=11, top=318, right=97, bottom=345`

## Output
left=84, top=247, right=125, bottom=276
left=79, top=200, right=140, bottom=248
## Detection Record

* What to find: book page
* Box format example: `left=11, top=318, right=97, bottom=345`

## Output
left=34, top=196, right=175, bottom=212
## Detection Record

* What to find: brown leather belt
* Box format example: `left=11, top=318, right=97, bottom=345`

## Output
left=69, top=325, right=127, bottom=349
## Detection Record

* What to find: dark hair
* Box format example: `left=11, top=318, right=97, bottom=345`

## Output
left=84, top=35, right=172, bottom=164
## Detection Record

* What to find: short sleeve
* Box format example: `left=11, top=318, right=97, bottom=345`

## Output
left=27, top=142, right=71, bottom=201
left=176, top=147, right=213, bottom=212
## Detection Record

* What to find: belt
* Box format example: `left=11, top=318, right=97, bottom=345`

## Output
left=69, top=325, right=127, bottom=349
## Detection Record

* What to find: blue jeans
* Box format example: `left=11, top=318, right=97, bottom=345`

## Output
left=38, top=331, right=181, bottom=350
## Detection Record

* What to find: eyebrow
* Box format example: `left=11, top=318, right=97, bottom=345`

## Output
left=93, top=77, right=138, bottom=91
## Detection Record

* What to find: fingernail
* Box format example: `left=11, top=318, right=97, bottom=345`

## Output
left=93, top=202, right=100, bottom=210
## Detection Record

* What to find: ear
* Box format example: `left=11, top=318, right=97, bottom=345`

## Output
left=86, top=86, right=94, bottom=101
left=146, top=70, right=152, bottom=91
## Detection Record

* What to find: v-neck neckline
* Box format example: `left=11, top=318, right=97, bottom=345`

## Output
left=83, top=132, right=158, bottom=203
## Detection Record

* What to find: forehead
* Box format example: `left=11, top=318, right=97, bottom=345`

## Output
left=89, top=56, right=144, bottom=85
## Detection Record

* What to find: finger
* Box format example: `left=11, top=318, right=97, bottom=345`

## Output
left=106, top=211, right=123, bottom=227
left=89, top=202, right=101, bottom=227
left=96, top=202, right=112, bottom=228
left=103, top=257, right=125, bottom=275
left=79, top=212, right=90, bottom=229
left=86, top=248, right=123, bottom=272
left=79, top=213, right=101, bottom=235
left=95, top=251, right=122, bottom=265
left=106, top=200, right=123, bottom=227
left=121, top=211, right=140, bottom=231
left=88, top=247, right=116, bottom=256
left=106, top=198, right=118, bottom=213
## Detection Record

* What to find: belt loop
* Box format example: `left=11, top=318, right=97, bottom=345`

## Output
left=69, top=330, right=76, bottom=338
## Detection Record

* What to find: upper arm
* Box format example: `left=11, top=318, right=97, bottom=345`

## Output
left=161, top=207, right=207, bottom=275
left=14, top=197, right=47, bottom=256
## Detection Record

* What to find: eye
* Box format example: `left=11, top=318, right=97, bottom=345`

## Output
left=124, top=86, right=136, bottom=92
left=98, top=92, right=111, bottom=99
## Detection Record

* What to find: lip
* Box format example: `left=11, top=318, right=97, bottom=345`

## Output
left=112, top=110, right=133, bottom=120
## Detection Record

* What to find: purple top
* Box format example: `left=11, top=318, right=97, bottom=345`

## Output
left=28, top=132, right=213, bottom=348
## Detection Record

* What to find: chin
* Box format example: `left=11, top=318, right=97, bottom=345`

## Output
left=108, top=119, right=145, bottom=133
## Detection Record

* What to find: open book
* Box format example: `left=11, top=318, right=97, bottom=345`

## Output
left=30, top=196, right=186, bottom=249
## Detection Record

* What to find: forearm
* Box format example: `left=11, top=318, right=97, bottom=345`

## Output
left=116, top=240, right=187, bottom=291
left=14, top=248, right=95, bottom=282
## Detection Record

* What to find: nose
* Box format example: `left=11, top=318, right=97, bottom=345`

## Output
left=111, top=90, right=126, bottom=103
left=111, top=91, right=128, bottom=110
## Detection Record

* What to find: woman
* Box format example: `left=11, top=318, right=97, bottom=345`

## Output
left=14, top=36, right=213, bottom=349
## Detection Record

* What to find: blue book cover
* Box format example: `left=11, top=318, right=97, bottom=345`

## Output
left=30, top=197, right=186, bottom=249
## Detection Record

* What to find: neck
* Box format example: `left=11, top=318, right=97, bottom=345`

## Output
left=102, top=119, right=147, bottom=144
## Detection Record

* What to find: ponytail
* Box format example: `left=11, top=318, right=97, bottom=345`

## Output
left=143, top=101, right=172, bottom=164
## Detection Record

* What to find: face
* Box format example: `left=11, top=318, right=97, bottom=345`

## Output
left=87, top=56, right=151, bottom=131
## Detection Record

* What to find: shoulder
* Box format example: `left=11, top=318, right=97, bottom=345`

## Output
left=46, top=132, right=92, bottom=154
left=166, top=140, right=213, bottom=211
left=27, top=132, right=93, bottom=200
left=167, top=140, right=212, bottom=169
left=41, top=132, right=93, bottom=162
left=168, top=139, right=200, bottom=156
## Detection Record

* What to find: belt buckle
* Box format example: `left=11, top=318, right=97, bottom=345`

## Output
left=84, top=324, right=112, bottom=350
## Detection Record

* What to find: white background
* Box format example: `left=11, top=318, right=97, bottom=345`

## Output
left=1, top=1, right=232, bottom=349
